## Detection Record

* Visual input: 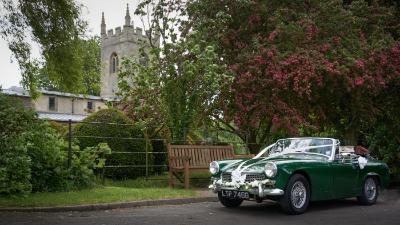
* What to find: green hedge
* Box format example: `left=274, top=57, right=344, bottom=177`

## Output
left=73, top=109, right=152, bottom=179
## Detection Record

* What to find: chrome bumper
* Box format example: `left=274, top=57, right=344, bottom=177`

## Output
left=208, top=179, right=284, bottom=198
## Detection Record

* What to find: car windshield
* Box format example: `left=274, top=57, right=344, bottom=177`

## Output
left=258, top=138, right=334, bottom=158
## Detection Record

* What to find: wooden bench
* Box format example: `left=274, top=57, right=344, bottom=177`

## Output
left=167, top=144, right=254, bottom=189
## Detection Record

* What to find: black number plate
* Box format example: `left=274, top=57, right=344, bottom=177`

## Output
left=221, top=190, right=249, bottom=199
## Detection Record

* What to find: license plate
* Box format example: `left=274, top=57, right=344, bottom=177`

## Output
left=221, top=190, right=249, bottom=199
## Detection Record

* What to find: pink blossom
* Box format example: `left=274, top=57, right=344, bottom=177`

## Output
left=254, top=55, right=267, bottom=65
left=281, top=55, right=300, bottom=66
left=320, top=43, right=330, bottom=52
left=322, top=59, right=336, bottom=73
left=354, top=77, right=364, bottom=86
left=356, top=59, right=365, bottom=69
left=380, top=55, right=388, bottom=65
left=267, top=50, right=275, bottom=59
left=333, top=36, right=341, bottom=45
left=272, top=114, right=280, bottom=125
left=359, top=32, right=366, bottom=43
left=268, top=30, right=278, bottom=42
left=306, top=24, right=319, bottom=41
left=248, top=14, right=261, bottom=25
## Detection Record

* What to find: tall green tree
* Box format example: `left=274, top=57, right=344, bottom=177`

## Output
left=119, top=39, right=231, bottom=143
left=117, top=1, right=232, bottom=144
left=0, top=0, right=86, bottom=97
left=37, top=36, right=102, bottom=96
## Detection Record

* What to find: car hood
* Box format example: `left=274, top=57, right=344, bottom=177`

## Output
left=221, top=154, right=326, bottom=174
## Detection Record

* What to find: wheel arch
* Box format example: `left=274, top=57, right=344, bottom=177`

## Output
left=290, top=170, right=312, bottom=194
left=364, top=172, right=381, bottom=187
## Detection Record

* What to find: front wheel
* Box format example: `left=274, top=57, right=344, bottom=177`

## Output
left=357, top=177, right=379, bottom=205
left=279, top=174, right=310, bottom=215
left=218, top=192, right=243, bottom=207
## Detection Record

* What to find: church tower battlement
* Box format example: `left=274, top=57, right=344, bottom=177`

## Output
left=100, top=4, right=160, bottom=98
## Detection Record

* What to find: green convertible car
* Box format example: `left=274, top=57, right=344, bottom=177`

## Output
left=208, top=137, right=390, bottom=214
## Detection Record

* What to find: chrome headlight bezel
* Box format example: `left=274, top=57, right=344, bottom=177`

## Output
left=264, top=162, right=278, bottom=178
left=209, top=161, right=219, bottom=175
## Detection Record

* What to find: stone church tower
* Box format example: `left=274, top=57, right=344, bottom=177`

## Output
left=100, top=4, right=159, bottom=98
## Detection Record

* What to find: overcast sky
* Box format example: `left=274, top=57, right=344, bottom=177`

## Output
left=0, top=0, right=144, bottom=89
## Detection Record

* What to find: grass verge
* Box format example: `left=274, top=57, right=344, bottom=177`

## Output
left=0, top=187, right=196, bottom=208
left=106, top=172, right=211, bottom=189
left=0, top=173, right=212, bottom=208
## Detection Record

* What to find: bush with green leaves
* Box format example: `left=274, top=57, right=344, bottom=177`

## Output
left=367, top=124, right=400, bottom=183
left=0, top=94, right=34, bottom=195
left=73, top=109, right=151, bottom=179
left=68, top=143, right=111, bottom=189
left=25, top=120, right=68, bottom=192
left=0, top=92, right=110, bottom=195
left=26, top=120, right=112, bottom=192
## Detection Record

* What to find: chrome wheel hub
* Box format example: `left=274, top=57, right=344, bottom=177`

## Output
left=291, top=181, right=307, bottom=209
left=365, top=178, right=377, bottom=200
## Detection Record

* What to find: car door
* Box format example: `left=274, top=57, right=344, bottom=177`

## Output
left=330, top=157, right=360, bottom=199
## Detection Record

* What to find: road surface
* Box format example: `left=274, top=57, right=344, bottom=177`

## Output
left=1, top=189, right=399, bottom=225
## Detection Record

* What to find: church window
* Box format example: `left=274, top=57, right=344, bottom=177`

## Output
left=110, top=53, right=119, bottom=73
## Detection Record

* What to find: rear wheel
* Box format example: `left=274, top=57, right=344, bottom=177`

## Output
left=279, top=174, right=310, bottom=215
left=218, top=192, right=243, bottom=207
left=357, top=177, right=378, bottom=205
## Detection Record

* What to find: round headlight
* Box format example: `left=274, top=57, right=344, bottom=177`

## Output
left=264, top=162, right=277, bottom=178
left=209, top=161, right=219, bottom=175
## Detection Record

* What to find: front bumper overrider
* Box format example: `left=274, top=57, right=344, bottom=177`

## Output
left=208, top=178, right=284, bottom=198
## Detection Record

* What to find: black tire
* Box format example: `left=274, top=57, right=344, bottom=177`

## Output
left=279, top=174, right=310, bottom=215
left=218, top=192, right=243, bottom=207
left=357, top=176, right=379, bottom=205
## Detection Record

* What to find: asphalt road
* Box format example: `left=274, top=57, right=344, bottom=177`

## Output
left=1, top=189, right=399, bottom=225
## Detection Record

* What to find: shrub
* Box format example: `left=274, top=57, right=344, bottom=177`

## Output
left=0, top=92, right=110, bottom=195
left=367, top=124, right=400, bottom=183
left=0, top=93, right=34, bottom=195
left=25, top=121, right=68, bottom=192
left=68, top=143, right=111, bottom=189
left=73, top=109, right=150, bottom=179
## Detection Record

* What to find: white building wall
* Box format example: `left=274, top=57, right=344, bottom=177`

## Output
left=33, top=95, right=107, bottom=115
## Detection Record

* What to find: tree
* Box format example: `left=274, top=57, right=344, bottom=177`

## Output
left=117, top=1, right=232, bottom=144
left=184, top=0, right=400, bottom=153
left=37, top=36, right=102, bottom=96
left=119, top=39, right=231, bottom=144
left=0, top=0, right=86, bottom=97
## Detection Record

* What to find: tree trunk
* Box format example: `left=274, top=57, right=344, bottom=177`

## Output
left=246, top=130, right=262, bottom=154
left=343, top=128, right=357, bottom=145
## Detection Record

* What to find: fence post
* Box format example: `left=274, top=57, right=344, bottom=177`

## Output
left=102, top=151, right=106, bottom=185
left=145, top=133, right=149, bottom=179
left=67, top=119, right=72, bottom=168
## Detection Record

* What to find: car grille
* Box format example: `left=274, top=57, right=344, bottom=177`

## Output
left=221, top=172, right=266, bottom=183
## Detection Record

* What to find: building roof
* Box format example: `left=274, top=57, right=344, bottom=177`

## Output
left=37, top=111, right=88, bottom=122
left=2, top=86, right=120, bottom=101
